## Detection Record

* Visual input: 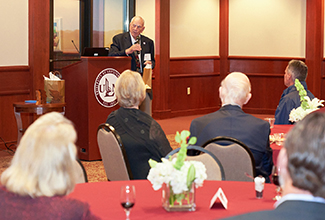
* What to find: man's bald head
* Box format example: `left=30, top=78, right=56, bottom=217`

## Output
left=219, top=72, right=252, bottom=107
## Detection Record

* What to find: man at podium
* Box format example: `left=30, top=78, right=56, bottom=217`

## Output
left=109, top=16, right=155, bottom=116
left=109, top=16, right=155, bottom=75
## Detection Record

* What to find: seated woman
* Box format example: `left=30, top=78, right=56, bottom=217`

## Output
left=0, top=112, right=99, bottom=220
left=106, top=70, right=172, bottom=179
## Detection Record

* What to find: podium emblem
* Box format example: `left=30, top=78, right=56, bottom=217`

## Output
left=94, top=68, right=120, bottom=108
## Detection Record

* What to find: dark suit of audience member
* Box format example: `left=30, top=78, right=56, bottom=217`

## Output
left=109, top=16, right=155, bottom=74
left=190, top=72, right=273, bottom=182
left=275, top=60, right=315, bottom=124
left=222, top=112, right=325, bottom=220
left=106, top=70, right=172, bottom=179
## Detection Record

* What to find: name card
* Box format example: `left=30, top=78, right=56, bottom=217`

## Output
left=144, top=53, right=151, bottom=61
left=210, top=188, right=228, bottom=209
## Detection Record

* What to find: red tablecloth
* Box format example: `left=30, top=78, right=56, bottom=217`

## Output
left=270, top=125, right=293, bottom=164
left=68, top=180, right=277, bottom=220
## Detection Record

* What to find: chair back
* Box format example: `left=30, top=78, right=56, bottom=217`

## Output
left=165, top=145, right=225, bottom=181
left=202, top=136, right=256, bottom=182
left=74, top=159, right=88, bottom=183
left=97, top=123, right=133, bottom=181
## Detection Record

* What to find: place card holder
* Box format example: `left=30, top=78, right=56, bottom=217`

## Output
left=209, top=188, right=228, bottom=209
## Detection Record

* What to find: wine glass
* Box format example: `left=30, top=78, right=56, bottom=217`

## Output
left=120, top=185, right=136, bottom=220
left=271, top=166, right=282, bottom=200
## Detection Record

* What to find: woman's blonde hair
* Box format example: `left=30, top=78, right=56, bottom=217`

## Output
left=115, top=70, right=146, bottom=108
left=1, top=112, right=78, bottom=197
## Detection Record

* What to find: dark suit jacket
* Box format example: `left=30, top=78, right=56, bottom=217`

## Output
left=222, top=200, right=325, bottom=220
left=190, top=105, right=273, bottom=180
left=109, top=32, right=155, bottom=74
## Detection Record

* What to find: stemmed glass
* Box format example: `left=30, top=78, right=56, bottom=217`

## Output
left=272, top=166, right=282, bottom=200
left=120, top=185, right=136, bottom=220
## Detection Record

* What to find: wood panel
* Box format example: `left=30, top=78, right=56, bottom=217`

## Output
left=229, top=56, right=292, bottom=114
left=153, top=0, right=171, bottom=119
left=305, top=0, right=324, bottom=98
left=0, top=66, right=31, bottom=148
left=169, top=56, right=220, bottom=117
left=168, top=56, right=300, bottom=117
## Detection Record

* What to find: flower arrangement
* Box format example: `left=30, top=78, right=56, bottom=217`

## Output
left=289, top=79, right=324, bottom=122
left=147, top=130, right=207, bottom=208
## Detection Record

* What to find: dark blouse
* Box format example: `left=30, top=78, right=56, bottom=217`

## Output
left=106, top=107, right=172, bottom=179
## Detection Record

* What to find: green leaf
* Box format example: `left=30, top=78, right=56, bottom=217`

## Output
left=180, top=130, right=190, bottom=140
left=188, top=137, right=197, bottom=145
left=174, top=145, right=187, bottom=170
left=294, top=79, right=310, bottom=110
left=148, top=159, right=157, bottom=168
left=175, top=193, right=185, bottom=205
left=186, top=164, right=196, bottom=189
left=175, top=131, right=181, bottom=143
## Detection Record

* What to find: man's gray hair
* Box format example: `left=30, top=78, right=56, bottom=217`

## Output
left=284, top=112, right=325, bottom=198
left=219, top=72, right=251, bottom=106
left=287, top=60, right=308, bottom=81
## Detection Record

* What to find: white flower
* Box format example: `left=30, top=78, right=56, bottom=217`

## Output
left=147, top=158, right=207, bottom=194
left=289, top=97, right=324, bottom=122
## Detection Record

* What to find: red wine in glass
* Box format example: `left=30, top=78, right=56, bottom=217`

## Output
left=121, top=202, right=135, bottom=210
left=271, top=166, right=281, bottom=200
left=120, top=185, right=135, bottom=219
left=272, top=174, right=280, bottom=186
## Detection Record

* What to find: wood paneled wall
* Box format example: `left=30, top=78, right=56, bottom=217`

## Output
left=0, top=66, right=31, bottom=147
left=2, top=0, right=325, bottom=146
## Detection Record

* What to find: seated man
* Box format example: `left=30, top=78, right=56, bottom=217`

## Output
left=222, top=112, right=325, bottom=220
left=190, top=72, right=273, bottom=181
left=274, top=60, right=314, bottom=124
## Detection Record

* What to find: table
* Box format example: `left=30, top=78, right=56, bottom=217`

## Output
left=13, top=102, right=65, bottom=144
left=68, top=180, right=277, bottom=220
left=270, top=125, right=293, bottom=164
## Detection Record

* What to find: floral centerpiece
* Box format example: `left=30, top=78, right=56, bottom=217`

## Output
left=147, top=130, right=207, bottom=211
left=289, top=79, right=324, bottom=122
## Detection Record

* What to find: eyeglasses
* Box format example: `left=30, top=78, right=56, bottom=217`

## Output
left=131, top=24, right=143, bottom=29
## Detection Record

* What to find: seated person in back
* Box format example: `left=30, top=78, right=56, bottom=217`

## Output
left=274, top=60, right=315, bottom=124
left=222, top=112, right=325, bottom=220
left=106, top=70, right=172, bottom=179
left=190, top=72, right=273, bottom=182
left=0, top=112, right=99, bottom=220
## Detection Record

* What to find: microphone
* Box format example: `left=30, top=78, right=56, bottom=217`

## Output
left=135, top=36, right=140, bottom=55
left=71, top=40, right=80, bottom=54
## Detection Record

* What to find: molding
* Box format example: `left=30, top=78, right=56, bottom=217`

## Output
left=243, top=107, right=276, bottom=115
left=170, top=106, right=219, bottom=118
left=0, top=90, right=31, bottom=96
left=170, top=56, right=220, bottom=61
left=228, top=56, right=305, bottom=61
left=152, top=109, right=172, bottom=120
left=0, top=66, right=30, bottom=72
left=170, top=72, right=220, bottom=78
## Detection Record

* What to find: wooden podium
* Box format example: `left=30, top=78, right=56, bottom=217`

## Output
left=62, top=56, right=131, bottom=161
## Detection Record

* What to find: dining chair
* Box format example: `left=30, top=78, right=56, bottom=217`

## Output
left=74, top=158, right=88, bottom=183
left=97, top=123, right=133, bottom=181
left=201, top=136, right=256, bottom=182
left=165, top=145, right=225, bottom=181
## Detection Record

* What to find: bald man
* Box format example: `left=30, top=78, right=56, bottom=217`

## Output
left=190, top=72, right=273, bottom=182
left=109, top=16, right=155, bottom=116
left=109, top=16, right=155, bottom=74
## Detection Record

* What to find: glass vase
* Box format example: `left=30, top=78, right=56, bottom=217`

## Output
left=162, top=182, right=196, bottom=212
